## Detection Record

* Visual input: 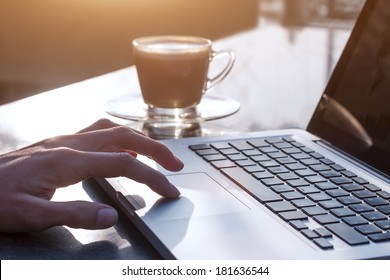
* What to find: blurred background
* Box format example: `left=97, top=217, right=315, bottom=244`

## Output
left=0, top=0, right=364, bottom=105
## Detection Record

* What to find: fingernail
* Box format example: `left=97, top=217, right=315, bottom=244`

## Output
left=175, top=156, right=184, bottom=168
left=96, top=208, right=118, bottom=228
left=169, top=183, right=181, bottom=197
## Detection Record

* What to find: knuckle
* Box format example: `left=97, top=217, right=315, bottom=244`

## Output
left=33, top=147, right=77, bottom=169
left=112, top=125, right=134, bottom=137
left=116, top=151, right=137, bottom=172
left=95, top=118, right=116, bottom=129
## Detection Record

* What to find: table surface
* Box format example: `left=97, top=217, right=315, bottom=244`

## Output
left=0, top=16, right=355, bottom=259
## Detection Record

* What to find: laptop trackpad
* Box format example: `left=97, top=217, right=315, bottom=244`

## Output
left=119, top=173, right=250, bottom=221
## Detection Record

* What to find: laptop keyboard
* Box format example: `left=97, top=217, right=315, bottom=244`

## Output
left=189, top=136, right=390, bottom=250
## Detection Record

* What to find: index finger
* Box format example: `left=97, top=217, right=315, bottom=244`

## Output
left=46, top=122, right=184, bottom=172
left=54, top=149, right=181, bottom=198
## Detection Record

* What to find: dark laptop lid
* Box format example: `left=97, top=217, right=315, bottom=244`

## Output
left=307, top=0, right=390, bottom=178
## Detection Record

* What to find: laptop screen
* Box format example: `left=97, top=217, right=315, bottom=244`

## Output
left=307, top=0, right=390, bottom=178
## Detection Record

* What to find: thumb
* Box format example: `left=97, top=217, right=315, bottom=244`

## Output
left=45, top=200, right=118, bottom=230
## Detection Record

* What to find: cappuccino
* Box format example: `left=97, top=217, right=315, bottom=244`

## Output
left=133, top=37, right=211, bottom=108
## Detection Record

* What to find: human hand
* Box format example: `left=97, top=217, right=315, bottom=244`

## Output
left=0, top=119, right=184, bottom=232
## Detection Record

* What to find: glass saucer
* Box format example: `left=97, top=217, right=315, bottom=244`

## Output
left=127, top=121, right=240, bottom=140
left=105, top=94, right=240, bottom=121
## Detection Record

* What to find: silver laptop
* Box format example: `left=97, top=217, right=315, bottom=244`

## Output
left=98, top=0, right=390, bottom=259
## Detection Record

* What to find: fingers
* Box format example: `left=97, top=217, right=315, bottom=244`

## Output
left=49, top=201, right=118, bottom=230
left=27, top=199, right=118, bottom=231
left=77, top=118, right=145, bottom=137
left=50, top=120, right=184, bottom=172
left=76, top=118, right=122, bottom=133
left=57, top=149, right=180, bottom=198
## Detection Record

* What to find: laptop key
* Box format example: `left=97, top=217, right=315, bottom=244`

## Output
left=320, top=170, right=342, bottom=178
left=261, top=177, right=284, bottom=186
left=252, top=171, right=274, bottom=180
left=297, top=186, right=320, bottom=195
left=265, top=137, right=284, bottom=144
left=243, top=149, right=262, bottom=156
left=353, top=190, right=376, bottom=199
left=314, top=228, right=333, bottom=238
left=355, top=224, right=382, bottom=235
left=278, top=172, right=300, bottom=180
left=279, top=210, right=308, bottom=221
left=313, top=238, right=334, bottom=250
left=337, top=196, right=361, bottom=205
left=287, top=179, right=310, bottom=187
left=311, top=152, right=324, bottom=159
left=211, top=160, right=236, bottom=169
left=189, top=144, right=210, bottom=151
left=266, top=201, right=296, bottom=213
left=196, top=148, right=218, bottom=156
left=221, top=167, right=282, bottom=203
left=307, top=193, right=332, bottom=202
left=203, top=154, right=226, bottom=162
left=353, top=177, right=369, bottom=184
left=244, top=165, right=265, bottom=173
left=268, top=166, right=290, bottom=174
left=330, top=177, right=353, bottom=185
left=229, top=140, right=253, bottom=151
left=368, top=232, right=390, bottom=243
left=341, top=170, right=357, bottom=178
left=290, top=220, right=308, bottom=230
left=330, top=207, right=356, bottom=218
left=301, top=229, right=319, bottom=239
left=325, top=223, right=369, bottom=245
left=291, top=199, right=316, bottom=208
left=315, top=182, right=338, bottom=191
left=281, top=191, right=305, bottom=200
left=364, top=183, right=381, bottom=192
left=341, top=183, right=364, bottom=192
left=342, top=216, right=369, bottom=226
left=277, top=157, right=297, bottom=165
left=361, top=211, right=387, bottom=221
left=319, top=200, right=344, bottom=210
left=364, top=197, right=388, bottom=207
left=302, top=206, right=327, bottom=216
left=210, top=142, right=231, bottom=150
left=259, top=160, right=280, bottom=168
left=313, top=214, right=340, bottom=225
left=247, top=138, right=271, bottom=148
left=220, top=148, right=240, bottom=155
left=295, top=169, right=316, bottom=177
left=305, top=175, right=327, bottom=184
left=311, top=164, right=332, bottom=172
left=349, top=203, right=374, bottom=213
left=326, top=189, right=350, bottom=198
left=377, top=191, right=390, bottom=200
left=331, top=164, right=346, bottom=172
left=271, top=185, right=294, bottom=193
left=321, top=158, right=335, bottom=165
left=377, top=205, right=390, bottom=215
left=227, top=154, right=247, bottom=161
left=374, top=220, right=390, bottom=230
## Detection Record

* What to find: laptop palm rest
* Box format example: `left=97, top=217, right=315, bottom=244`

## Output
left=118, top=172, right=250, bottom=221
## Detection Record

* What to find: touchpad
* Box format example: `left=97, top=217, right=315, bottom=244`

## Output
left=118, top=173, right=249, bottom=221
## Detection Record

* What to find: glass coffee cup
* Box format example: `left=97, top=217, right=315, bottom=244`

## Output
left=132, top=35, right=235, bottom=138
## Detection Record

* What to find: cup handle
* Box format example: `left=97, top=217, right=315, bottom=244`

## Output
left=205, top=49, right=235, bottom=93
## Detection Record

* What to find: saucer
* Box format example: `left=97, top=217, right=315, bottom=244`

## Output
left=105, top=94, right=240, bottom=121
left=127, top=121, right=240, bottom=140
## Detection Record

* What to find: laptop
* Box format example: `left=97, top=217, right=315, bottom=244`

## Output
left=98, top=0, right=390, bottom=259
